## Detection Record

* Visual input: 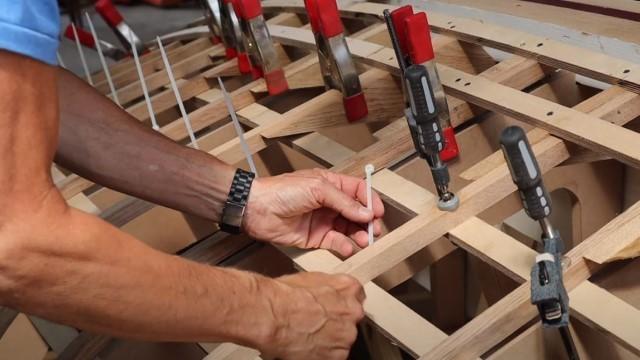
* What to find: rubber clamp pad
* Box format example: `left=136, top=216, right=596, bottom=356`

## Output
left=237, top=52, right=252, bottom=74
left=251, top=65, right=263, bottom=80
left=437, top=194, right=459, bottom=212
left=405, top=12, right=434, bottom=64
left=225, top=47, right=237, bottom=59
left=317, top=0, right=343, bottom=38
left=440, top=126, right=460, bottom=161
left=390, top=5, right=413, bottom=56
left=265, top=69, right=289, bottom=96
left=64, top=24, right=95, bottom=47
left=95, top=0, right=124, bottom=27
left=343, top=92, right=368, bottom=122
left=239, top=0, right=262, bottom=20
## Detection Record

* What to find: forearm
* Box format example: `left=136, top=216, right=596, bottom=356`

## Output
left=55, top=68, right=234, bottom=221
left=0, top=198, right=279, bottom=345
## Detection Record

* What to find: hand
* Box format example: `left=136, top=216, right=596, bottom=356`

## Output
left=261, top=272, right=365, bottom=360
left=242, top=169, right=385, bottom=257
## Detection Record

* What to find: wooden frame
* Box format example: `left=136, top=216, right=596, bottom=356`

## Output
left=11, top=1, right=640, bottom=359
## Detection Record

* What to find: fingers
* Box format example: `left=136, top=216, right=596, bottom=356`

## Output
left=321, top=170, right=385, bottom=219
left=313, top=179, right=373, bottom=224
left=319, top=230, right=355, bottom=257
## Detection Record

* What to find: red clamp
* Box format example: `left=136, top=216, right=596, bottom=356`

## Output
left=95, top=0, right=147, bottom=54
left=64, top=24, right=95, bottom=48
left=304, top=0, right=367, bottom=122
left=389, top=5, right=459, bottom=161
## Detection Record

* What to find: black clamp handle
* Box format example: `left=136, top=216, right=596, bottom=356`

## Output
left=405, top=64, right=443, bottom=156
left=500, top=126, right=551, bottom=221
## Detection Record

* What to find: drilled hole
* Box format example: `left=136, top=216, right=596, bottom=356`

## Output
left=450, top=25, right=456, bottom=29
left=623, top=69, right=631, bottom=74
left=455, top=78, right=462, bottom=82
left=464, top=82, right=471, bottom=86
left=537, top=42, right=544, bottom=47
left=447, top=21, right=453, bottom=24
left=546, top=111, right=554, bottom=116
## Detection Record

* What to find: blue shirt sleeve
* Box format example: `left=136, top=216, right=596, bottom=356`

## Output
left=0, top=1, right=60, bottom=65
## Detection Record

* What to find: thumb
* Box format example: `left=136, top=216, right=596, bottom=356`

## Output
left=315, top=181, right=373, bottom=224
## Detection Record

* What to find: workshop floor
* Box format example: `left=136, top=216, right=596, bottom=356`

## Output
left=58, top=2, right=202, bottom=76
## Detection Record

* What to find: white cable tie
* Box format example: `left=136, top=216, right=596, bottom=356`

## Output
left=57, top=51, right=66, bottom=69
left=217, top=77, right=258, bottom=176
left=85, top=13, right=120, bottom=106
left=157, top=37, right=199, bottom=149
left=70, top=23, right=93, bottom=85
left=365, top=164, right=375, bottom=246
left=130, top=33, right=159, bottom=130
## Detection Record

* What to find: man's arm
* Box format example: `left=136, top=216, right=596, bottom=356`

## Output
left=0, top=50, right=364, bottom=359
left=55, top=68, right=235, bottom=222
left=56, top=68, right=385, bottom=256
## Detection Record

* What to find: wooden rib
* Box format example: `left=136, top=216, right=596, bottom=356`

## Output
left=262, top=1, right=640, bottom=92
left=376, top=168, right=640, bottom=356
left=460, top=86, right=640, bottom=181
left=422, top=199, right=640, bottom=359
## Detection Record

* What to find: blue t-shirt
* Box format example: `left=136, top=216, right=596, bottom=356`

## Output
left=0, top=1, right=60, bottom=65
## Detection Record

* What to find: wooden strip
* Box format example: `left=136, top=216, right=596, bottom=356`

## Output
left=332, top=136, right=569, bottom=284
left=421, top=200, right=640, bottom=359
left=263, top=1, right=640, bottom=92
left=460, top=86, right=640, bottom=181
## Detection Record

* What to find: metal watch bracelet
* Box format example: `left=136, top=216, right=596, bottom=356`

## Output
left=220, top=168, right=255, bottom=234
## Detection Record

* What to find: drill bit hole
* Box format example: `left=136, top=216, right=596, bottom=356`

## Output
left=455, top=78, right=462, bottom=82
left=623, top=69, right=630, bottom=74
left=450, top=25, right=456, bottom=29
left=464, top=82, right=471, bottom=86
left=537, top=42, right=544, bottom=47
left=547, top=111, right=554, bottom=116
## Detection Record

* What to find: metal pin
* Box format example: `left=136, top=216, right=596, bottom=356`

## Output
left=365, top=164, right=375, bottom=246
left=70, top=23, right=93, bottom=85
left=156, top=37, right=199, bottom=149
left=130, top=33, right=159, bottom=130
left=217, top=77, right=258, bottom=176
left=85, top=13, right=120, bottom=106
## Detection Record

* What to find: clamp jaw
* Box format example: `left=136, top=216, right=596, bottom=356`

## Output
left=384, top=7, right=458, bottom=212
left=200, top=0, right=224, bottom=44
left=532, top=231, right=570, bottom=327
left=63, top=23, right=127, bottom=60
left=500, top=126, right=579, bottom=359
left=95, top=0, right=146, bottom=55
left=385, top=5, right=459, bottom=162
left=234, top=0, right=289, bottom=95
left=304, top=0, right=368, bottom=122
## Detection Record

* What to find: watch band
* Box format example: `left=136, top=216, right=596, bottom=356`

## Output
left=220, top=168, right=255, bottom=234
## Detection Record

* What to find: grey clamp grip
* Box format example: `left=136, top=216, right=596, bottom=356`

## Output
left=500, top=126, right=551, bottom=221
left=530, top=234, right=570, bottom=327
left=405, top=64, right=444, bottom=156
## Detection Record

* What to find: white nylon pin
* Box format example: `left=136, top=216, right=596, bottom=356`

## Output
left=85, top=13, right=120, bottom=107
left=365, top=164, right=375, bottom=246
left=130, top=33, right=159, bottom=130
left=217, top=77, right=258, bottom=176
left=57, top=51, right=66, bottom=69
left=157, top=37, right=199, bottom=149
left=70, top=23, right=93, bottom=85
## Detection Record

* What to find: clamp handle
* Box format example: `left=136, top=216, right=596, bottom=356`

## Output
left=405, top=64, right=443, bottom=155
left=95, top=0, right=124, bottom=27
left=64, top=24, right=96, bottom=48
left=304, top=0, right=343, bottom=38
left=500, top=126, right=552, bottom=221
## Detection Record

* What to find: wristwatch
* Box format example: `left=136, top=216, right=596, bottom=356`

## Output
left=220, top=168, right=255, bottom=234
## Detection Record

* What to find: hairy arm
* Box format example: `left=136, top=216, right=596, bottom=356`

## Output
left=0, top=50, right=281, bottom=346
left=55, top=68, right=234, bottom=221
